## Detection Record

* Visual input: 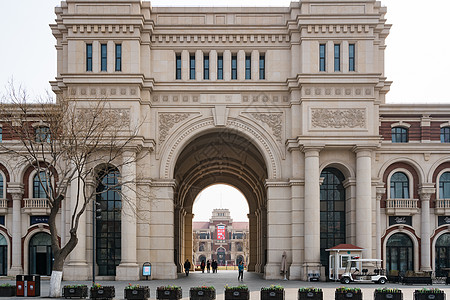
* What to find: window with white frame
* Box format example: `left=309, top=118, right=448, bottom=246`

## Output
left=35, top=126, right=50, bottom=143
left=0, top=172, right=4, bottom=199
left=439, top=171, right=450, bottom=199
left=390, top=171, right=410, bottom=199
left=32, top=171, right=51, bottom=198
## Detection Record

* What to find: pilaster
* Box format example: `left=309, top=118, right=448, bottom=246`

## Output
left=419, top=185, right=435, bottom=272
left=8, top=183, right=23, bottom=276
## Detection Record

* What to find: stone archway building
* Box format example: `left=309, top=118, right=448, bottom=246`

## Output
left=0, top=0, right=449, bottom=281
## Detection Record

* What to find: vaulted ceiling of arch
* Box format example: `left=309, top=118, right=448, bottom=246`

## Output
left=174, top=132, right=267, bottom=213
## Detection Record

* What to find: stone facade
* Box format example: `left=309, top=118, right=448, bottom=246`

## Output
left=193, top=209, right=249, bottom=267
left=0, top=0, right=448, bottom=281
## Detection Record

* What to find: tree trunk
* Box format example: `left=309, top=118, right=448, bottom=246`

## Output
left=49, top=271, right=63, bottom=298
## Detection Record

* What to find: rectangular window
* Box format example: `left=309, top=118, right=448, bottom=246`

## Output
left=319, top=44, right=326, bottom=71
left=259, top=55, right=265, bottom=79
left=217, top=55, right=223, bottom=80
left=115, top=44, right=122, bottom=72
left=349, top=44, right=355, bottom=72
left=86, top=44, right=93, bottom=71
left=189, top=55, right=195, bottom=80
left=204, top=55, right=209, bottom=80
left=176, top=55, right=182, bottom=80
left=101, top=44, right=107, bottom=72
left=334, top=44, right=341, bottom=72
left=245, top=55, right=251, bottom=80
left=231, top=55, right=237, bottom=80
left=0, top=127, right=2, bottom=143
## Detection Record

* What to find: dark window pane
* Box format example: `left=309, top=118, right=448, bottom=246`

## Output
left=231, top=55, right=237, bottom=79
left=86, top=44, right=93, bottom=71
left=245, top=55, right=251, bottom=80
left=319, top=44, right=326, bottom=71
left=115, top=44, right=122, bottom=71
left=349, top=44, right=355, bottom=71
left=259, top=55, right=265, bottom=79
left=101, top=44, right=107, bottom=72
left=334, top=44, right=340, bottom=71
left=190, top=55, right=195, bottom=79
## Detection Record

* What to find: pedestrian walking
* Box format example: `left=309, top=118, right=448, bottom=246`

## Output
left=184, top=259, right=191, bottom=276
left=238, top=261, right=244, bottom=281
left=211, top=259, right=217, bottom=273
left=200, top=260, right=206, bottom=273
left=207, top=260, right=211, bottom=273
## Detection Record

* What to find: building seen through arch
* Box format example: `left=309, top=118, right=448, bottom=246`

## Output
left=193, top=209, right=249, bottom=267
left=0, top=0, right=450, bottom=281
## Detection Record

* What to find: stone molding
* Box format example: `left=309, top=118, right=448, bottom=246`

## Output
left=303, top=86, right=373, bottom=97
left=311, top=108, right=366, bottom=129
left=152, top=94, right=290, bottom=104
left=72, top=25, right=135, bottom=34
left=304, top=24, right=371, bottom=34
left=151, top=34, right=290, bottom=44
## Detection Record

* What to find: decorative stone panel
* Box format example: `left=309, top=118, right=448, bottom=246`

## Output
left=310, top=108, right=366, bottom=129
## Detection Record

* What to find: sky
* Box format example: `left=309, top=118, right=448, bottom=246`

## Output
left=0, top=0, right=449, bottom=221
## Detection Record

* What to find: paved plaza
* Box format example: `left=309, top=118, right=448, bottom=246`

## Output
left=7, top=270, right=450, bottom=299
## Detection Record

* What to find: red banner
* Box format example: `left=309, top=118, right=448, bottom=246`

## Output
left=216, top=225, right=226, bottom=240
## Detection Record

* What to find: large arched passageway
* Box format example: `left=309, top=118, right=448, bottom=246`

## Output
left=173, top=131, right=268, bottom=273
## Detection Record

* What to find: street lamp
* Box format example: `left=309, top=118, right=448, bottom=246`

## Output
left=92, top=200, right=102, bottom=285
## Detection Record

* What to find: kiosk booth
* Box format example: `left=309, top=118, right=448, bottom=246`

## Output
left=326, top=244, right=363, bottom=281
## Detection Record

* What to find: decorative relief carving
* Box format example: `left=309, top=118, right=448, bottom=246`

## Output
left=311, top=108, right=366, bottom=129
left=159, top=113, right=191, bottom=145
left=251, top=113, right=283, bottom=141
left=77, top=108, right=130, bottom=125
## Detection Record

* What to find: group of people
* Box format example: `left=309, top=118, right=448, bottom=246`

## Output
left=183, top=258, right=244, bottom=281
left=200, top=259, right=218, bottom=273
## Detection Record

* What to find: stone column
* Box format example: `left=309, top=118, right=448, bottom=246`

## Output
left=254, top=209, right=261, bottom=272
left=355, top=148, right=373, bottom=255
left=209, top=50, right=217, bottom=81
left=237, top=50, right=245, bottom=81
left=64, top=169, right=89, bottom=280
left=251, top=50, right=259, bottom=81
left=375, top=185, right=386, bottom=260
left=116, top=150, right=139, bottom=280
left=195, top=50, right=203, bottom=81
left=303, top=147, right=321, bottom=276
left=419, top=185, right=435, bottom=271
left=223, top=50, right=231, bottom=81
left=290, top=148, right=304, bottom=280
left=181, top=50, right=189, bottom=81
left=248, top=213, right=257, bottom=271
left=149, top=179, right=177, bottom=279
left=8, top=183, right=23, bottom=276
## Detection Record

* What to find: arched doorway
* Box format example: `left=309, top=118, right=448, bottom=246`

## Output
left=173, top=131, right=267, bottom=273
left=96, top=167, right=121, bottom=276
left=0, top=234, right=7, bottom=275
left=320, top=167, right=346, bottom=276
left=435, top=233, right=450, bottom=277
left=29, top=232, right=52, bottom=275
left=386, top=233, right=413, bottom=273
left=217, top=247, right=226, bottom=266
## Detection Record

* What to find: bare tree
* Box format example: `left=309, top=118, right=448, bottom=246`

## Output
left=0, top=83, right=142, bottom=297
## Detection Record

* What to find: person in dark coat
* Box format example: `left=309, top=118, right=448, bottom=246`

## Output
left=200, top=260, right=206, bottom=273
left=211, top=259, right=218, bottom=273
left=184, top=259, right=191, bottom=276
left=207, top=260, right=211, bottom=273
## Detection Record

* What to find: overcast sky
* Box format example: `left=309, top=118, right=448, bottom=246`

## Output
left=0, top=0, right=449, bottom=221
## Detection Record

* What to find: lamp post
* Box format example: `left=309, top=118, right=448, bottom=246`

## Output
left=92, top=201, right=101, bottom=285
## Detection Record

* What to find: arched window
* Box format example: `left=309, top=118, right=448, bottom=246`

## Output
left=0, top=173, right=4, bottom=199
left=386, top=233, right=413, bottom=273
left=439, top=172, right=450, bottom=199
left=96, top=168, right=121, bottom=276
left=33, top=171, right=50, bottom=198
left=441, top=127, right=450, bottom=143
left=35, top=126, right=50, bottom=143
left=320, top=168, right=346, bottom=269
left=435, top=233, right=450, bottom=277
left=199, top=243, right=205, bottom=252
left=0, top=235, right=7, bottom=275
left=390, top=172, right=409, bottom=199
left=391, top=127, right=408, bottom=143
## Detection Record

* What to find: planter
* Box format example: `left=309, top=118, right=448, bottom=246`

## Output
left=0, top=286, right=15, bottom=297
left=261, top=289, right=285, bottom=300
left=298, top=291, right=323, bottom=300
left=90, top=286, right=115, bottom=300
left=63, top=286, right=88, bottom=299
left=225, top=289, right=250, bottom=300
left=335, top=292, right=363, bottom=300
left=414, top=292, right=446, bottom=300
left=374, top=291, right=403, bottom=300
left=125, top=287, right=150, bottom=300
left=157, top=289, right=182, bottom=300
left=190, top=288, right=216, bottom=300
